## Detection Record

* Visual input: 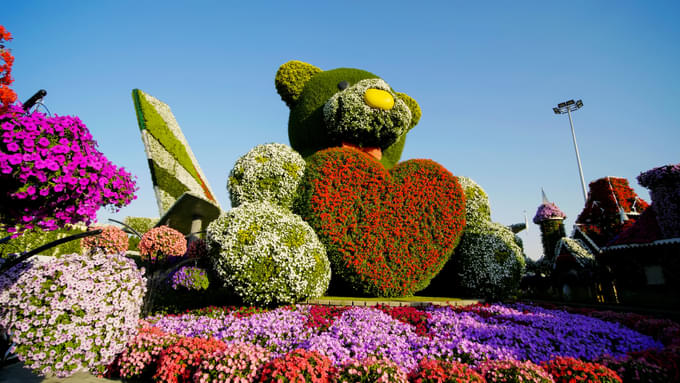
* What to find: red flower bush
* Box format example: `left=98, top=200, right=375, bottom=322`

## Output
left=306, top=305, right=350, bottom=331
left=258, top=348, right=335, bottom=383
left=542, top=356, right=621, bottom=383
left=409, top=358, right=485, bottom=383
left=81, top=225, right=129, bottom=254
left=0, top=25, right=16, bottom=112
left=139, top=225, right=187, bottom=265
left=154, top=336, right=227, bottom=383
left=295, top=147, right=466, bottom=297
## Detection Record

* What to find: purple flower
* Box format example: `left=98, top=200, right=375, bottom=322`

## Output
left=533, top=202, right=566, bottom=223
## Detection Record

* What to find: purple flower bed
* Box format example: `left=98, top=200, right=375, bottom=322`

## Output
left=145, top=303, right=661, bottom=374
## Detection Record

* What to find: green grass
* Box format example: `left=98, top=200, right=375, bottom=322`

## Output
left=316, top=296, right=471, bottom=302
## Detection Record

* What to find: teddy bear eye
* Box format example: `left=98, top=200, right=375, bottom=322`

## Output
left=337, top=81, right=349, bottom=90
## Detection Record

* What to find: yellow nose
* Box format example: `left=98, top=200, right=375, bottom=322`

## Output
left=364, top=89, right=394, bottom=110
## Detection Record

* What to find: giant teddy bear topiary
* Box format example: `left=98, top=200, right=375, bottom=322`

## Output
left=278, top=60, right=466, bottom=297
left=275, top=60, right=421, bottom=169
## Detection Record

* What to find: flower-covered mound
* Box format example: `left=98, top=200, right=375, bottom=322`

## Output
left=227, top=142, right=306, bottom=209
left=135, top=303, right=661, bottom=377
left=447, top=221, right=525, bottom=300
left=295, top=147, right=466, bottom=297
left=139, top=225, right=187, bottom=265
left=206, top=201, right=331, bottom=305
left=0, top=252, right=146, bottom=378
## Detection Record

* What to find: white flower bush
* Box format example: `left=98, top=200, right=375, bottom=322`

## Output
left=457, top=176, right=492, bottom=227
left=555, top=237, right=596, bottom=268
left=452, top=222, right=526, bottom=300
left=228, top=143, right=306, bottom=209
left=0, top=252, right=146, bottom=378
left=206, top=201, right=331, bottom=305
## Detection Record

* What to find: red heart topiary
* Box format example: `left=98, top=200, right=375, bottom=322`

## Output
left=295, top=147, right=466, bottom=297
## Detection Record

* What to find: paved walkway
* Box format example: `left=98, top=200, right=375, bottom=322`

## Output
left=0, top=362, right=119, bottom=382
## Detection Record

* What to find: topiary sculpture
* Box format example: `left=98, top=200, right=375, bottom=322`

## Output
left=275, top=60, right=421, bottom=169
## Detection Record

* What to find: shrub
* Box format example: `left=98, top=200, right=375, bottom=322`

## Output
left=449, top=221, right=525, bottom=300
left=0, top=105, right=137, bottom=234
left=458, top=176, right=492, bottom=228
left=0, top=224, right=85, bottom=257
left=409, top=358, right=485, bottom=383
left=0, top=252, right=146, bottom=377
left=478, top=359, right=554, bottom=383
left=542, top=357, right=621, bottom=383
left=295, top=147, right=466, bottom=297
left=154, top=336, right=227, bottom=383
left=193, top=342, right=271, bottom=382
left=228, top=143, right=305, bottom=209
left=206, top=201, right=330, bottom=305
left=335, top=356, right=409, bottom=383
left=115, top=323, right=179, bottom=379
left=81, top=225, right=129, bottom=254
left=139, top=225, right=187, bottom=265
left=170, top=266, right=209, bottom=291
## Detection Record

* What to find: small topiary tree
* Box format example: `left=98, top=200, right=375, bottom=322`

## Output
left=227, top=143, right=306, bottom=209
left=206, top=201, right=330, bottom=306
left=0, top=252, right=146, bottom=378
left=81, top=225, right=129, bottom=254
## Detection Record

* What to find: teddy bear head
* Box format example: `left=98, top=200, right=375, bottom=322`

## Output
left=275, top=60, right=421, bottom=169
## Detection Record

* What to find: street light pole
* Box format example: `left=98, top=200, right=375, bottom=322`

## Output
left=553, top=99, right=588, bottom=203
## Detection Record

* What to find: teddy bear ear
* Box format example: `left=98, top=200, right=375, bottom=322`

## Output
left=275, top=60, right=323, bottom=108
left=396, top=92, right=422, bottom=130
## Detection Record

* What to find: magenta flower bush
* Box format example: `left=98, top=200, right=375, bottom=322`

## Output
left=170, top=265, right=209, bottom=291
left=533, top=202, right=566, bottom=224
left=138, top=225, right=187, bottom=265
left=81, top=225, right=129, bottom=254
left=0, top=105, right=137, bottom=234
left=193, top=342, right=271, bottom=382
left=0, top=252, right=146, bottom=378
left=637, top=163, right=680, bottom=188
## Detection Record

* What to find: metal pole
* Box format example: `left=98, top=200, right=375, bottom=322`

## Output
left=567, top=108, right=588, bottom=203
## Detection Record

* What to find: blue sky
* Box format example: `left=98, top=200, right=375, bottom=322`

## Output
left=4, top=1, right=679, bottom=260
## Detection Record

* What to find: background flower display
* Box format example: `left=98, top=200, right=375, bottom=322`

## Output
left=138, top=225, right=187, bottom=265
left=637, top=163, right=680, bottom=239
left=227, top=142, right=306, bottom=209
left=0, top=105, right=137, bottom=234
left=0, top=252, right=146, bottom=378
left=0, top=25, right=16, bottom=113
left=81, top=225, right=129, bottom=254
left=206, top=201, right=330, bottom=305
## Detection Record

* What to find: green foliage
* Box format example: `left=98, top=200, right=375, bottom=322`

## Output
left=275, top=60, right=322, bottom=108
left=1, top=226, right=85, bottom=258
left=540, top=219, right=566, bottom=262
left=206, top=201, right=331, bottom=306
left=132, top=89, right=205, bottom=195
left=123, top=216, right=158, bottom=251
